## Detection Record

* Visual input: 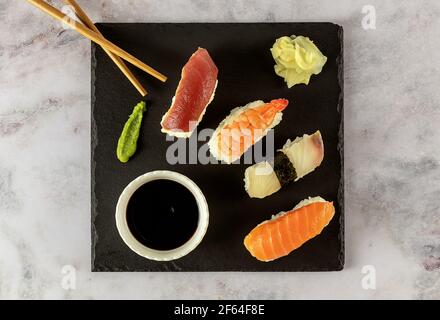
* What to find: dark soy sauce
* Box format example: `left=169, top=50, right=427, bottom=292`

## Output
left=126, top=179, right=199, bottom=250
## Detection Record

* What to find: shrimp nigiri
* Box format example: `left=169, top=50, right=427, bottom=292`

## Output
left=244, top=197, right=335, bottom=262
left=209, top=99, right=288, bottom=163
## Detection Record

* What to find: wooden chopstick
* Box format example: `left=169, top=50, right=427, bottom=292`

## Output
left=26, top=0, right=167, bottom=83
left=63, top=0, right=147, bottom=96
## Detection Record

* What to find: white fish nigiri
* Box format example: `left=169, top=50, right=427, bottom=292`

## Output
left=244, top=130, right=324, bottom=198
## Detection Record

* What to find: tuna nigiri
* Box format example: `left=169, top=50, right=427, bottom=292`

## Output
left=244, top=197, right=335, bottom=262
left=161, top=48, right=218, bottom=138
left=209, top=99, right=288, bottom=163
left=244, top=131, right=324, bottom=198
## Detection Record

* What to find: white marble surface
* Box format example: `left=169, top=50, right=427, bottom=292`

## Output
left=0, top=0, right=439, bottom=299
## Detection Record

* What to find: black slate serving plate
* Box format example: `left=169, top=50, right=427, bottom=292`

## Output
left=92, top=23, right=344, bottom=271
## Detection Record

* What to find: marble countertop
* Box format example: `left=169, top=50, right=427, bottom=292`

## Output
left=1, top=0, right=439, bottom=299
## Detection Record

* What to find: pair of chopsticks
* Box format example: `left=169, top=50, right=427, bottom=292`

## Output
left=26, top=0, right=167, bottom=96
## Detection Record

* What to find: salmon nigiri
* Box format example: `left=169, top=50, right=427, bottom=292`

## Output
left=209, top=99, right=288, bottom=163
left=244, top=197, right=335, bottom=262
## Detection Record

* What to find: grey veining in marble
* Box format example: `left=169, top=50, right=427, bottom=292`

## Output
left=0, top=0, right=439, bottom=299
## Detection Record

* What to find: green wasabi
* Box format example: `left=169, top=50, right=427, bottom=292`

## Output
left=117, top=101, right=146, bottom=163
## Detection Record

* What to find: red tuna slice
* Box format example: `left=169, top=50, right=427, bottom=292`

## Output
left=161, top=48, right=218, bottom=138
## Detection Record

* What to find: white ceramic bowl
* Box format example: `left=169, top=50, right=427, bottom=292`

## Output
left=115, top=170, right=209, bottom=261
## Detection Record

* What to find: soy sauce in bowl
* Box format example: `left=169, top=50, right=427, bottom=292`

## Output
left=126, top=179, right=199, bottom=250
left=116, top=171, right=209, bottom=261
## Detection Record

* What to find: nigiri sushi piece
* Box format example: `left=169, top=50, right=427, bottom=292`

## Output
left=161, top=48, right=218, bottom=138
left=244, top=197, right=335, bottom=262
left=209, top=99, right=289, bottom=163
left=244, top=130, right=324, bottom=198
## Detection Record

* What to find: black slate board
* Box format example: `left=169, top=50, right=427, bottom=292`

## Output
left=92, top=23, right=344, bottom=271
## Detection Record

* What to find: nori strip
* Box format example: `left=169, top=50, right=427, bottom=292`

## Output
left=272, top=151, right=297, bottom=186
